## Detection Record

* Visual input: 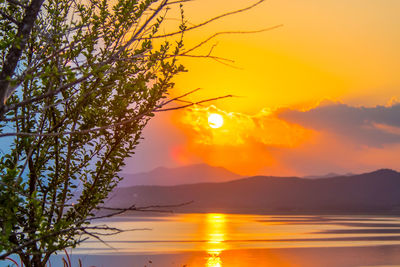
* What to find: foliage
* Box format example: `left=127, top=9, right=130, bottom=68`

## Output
left=0, top=0, right=187, bottom=265
left=0, top=0, right=270, bottom=265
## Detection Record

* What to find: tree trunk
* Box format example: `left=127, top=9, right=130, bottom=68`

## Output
left=0, top=0, right=45, bottom=110
left=21, top=254, right=46, bottom=267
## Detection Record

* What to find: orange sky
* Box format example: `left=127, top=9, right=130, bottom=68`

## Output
left=124, top=0, right=400, bottom=177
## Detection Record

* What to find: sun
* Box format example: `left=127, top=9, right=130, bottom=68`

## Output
left=208, top=113, right=224, bottom=128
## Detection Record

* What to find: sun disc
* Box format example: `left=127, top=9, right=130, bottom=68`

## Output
left=208, top=113, right=224, bottom=128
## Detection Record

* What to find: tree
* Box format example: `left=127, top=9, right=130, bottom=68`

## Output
left=0, top=0, right=269, bottom=266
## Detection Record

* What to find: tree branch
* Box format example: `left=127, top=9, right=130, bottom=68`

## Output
left=0, top=0, right=45, bottom=110
left=0, top=93, right=232, bottom=137
left=152, top=0, right=266, bottom=39
left=182, top=25, right=283, bottom=55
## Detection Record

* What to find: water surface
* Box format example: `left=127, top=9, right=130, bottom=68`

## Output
left=66, top=214, right=400, bottom=266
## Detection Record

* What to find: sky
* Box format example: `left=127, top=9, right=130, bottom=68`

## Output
left=124, top=0, right=400, bottom=177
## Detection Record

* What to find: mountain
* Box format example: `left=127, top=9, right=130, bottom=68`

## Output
left=304, top=172, right=354, bottom=179
left=117, top=164, right=242, bottom=187
left=107, top=169, right=400, bottom=214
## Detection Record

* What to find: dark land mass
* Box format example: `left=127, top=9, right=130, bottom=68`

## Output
left=118, top=163, right=242, bottom=187
left=106, top=169, right=400, bottom=214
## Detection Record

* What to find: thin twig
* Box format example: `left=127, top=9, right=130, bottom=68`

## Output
left=155, top=94, right=233, bottom=112
left=183, top=25, right=284, bottom=55
left=152, top=0, right=266, bottom=39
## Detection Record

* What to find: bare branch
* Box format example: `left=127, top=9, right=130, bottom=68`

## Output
left=0, top=224, right=150, bottom=260
left=0, top=0, right=273, bottom=263
left=0, top=92, right=232, bottom=137
left=160, top=87, right=201, bottom=106
left=96, top=201, right=194, bottom=213
left=152, top=0, right=266, bottom=39
left=183, top=25, right=284, bottom=55
left=155, top=94, right=234, bottom=112
left=0, top=199, right=192, bottom=260
left=176, top=54, right=239, bottom=69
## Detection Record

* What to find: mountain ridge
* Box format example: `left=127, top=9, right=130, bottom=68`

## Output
left=118, top=163, right=242, bottom=187
left=107, top=168, right=400, bottom=214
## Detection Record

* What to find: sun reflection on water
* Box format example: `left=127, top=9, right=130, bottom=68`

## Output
left=205, top=214, right=227, bottom=267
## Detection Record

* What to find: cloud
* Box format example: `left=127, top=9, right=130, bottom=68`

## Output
left=180, top=105, right=312, bottom=147
left=122, top=99, right=400, bottom=177
left=176, top=105, right=314, bottom=175
left=277, top=100, right=400, bottom=147
left=174, top=100, right=400, bottom=176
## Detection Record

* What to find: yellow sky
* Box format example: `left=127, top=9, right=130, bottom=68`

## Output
left=126, top=0, right=400, bottom=177
left=172, top=0, right=400, bottom=111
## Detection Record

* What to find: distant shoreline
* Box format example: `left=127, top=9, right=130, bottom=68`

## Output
left=96, top=209, right=400, bottom=218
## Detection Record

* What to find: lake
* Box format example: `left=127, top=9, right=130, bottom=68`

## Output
left=48, top=214, right=400, bottom=266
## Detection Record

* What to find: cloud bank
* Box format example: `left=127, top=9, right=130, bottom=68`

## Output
left=278, top=100, right=400, bottom=147
left=177, top=100, right=400, bottom=176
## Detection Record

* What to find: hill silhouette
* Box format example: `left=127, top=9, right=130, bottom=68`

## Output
left=107, top=169, right=400, bottom=214
left=118, top=163, right=242, bottom=186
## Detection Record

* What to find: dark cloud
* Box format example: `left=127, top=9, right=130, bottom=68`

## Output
left=278, top=101, right=400, bottom=147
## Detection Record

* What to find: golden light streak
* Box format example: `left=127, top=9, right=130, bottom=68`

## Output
left=205, top=213, right=227, bottom=267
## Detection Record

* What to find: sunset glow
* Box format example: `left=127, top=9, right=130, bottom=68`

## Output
left=126, top=0, right=400, bottom=178
left=4, top=0, right=400, bottom=266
